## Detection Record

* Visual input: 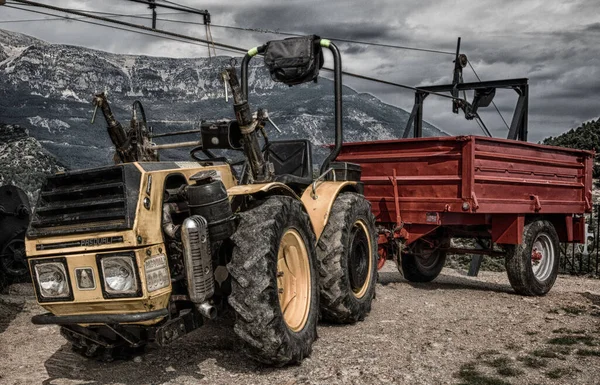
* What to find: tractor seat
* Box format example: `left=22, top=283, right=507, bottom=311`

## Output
left=264, top=139, right=313, bottom=192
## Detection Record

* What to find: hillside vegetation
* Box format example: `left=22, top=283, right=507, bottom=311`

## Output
left=542, top=119, right=600, bottom=177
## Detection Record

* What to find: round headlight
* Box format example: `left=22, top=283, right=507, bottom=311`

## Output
left=101, top=257, right=137, bottom=294
left=35, top=262, right=70, bottom=298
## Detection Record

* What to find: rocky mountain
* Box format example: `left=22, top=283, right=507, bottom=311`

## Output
left=0, top=123, right=64, bottom=205
left=0, top=29, right=446, bottom=170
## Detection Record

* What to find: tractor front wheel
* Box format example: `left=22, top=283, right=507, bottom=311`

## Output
left=317, top=193, right=377, bottom=324
left=228, top=196, right=319, bottom=366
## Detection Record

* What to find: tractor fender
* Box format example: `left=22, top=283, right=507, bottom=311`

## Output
left=227, top=182, right=299, bottom=199
left=300, top=181, right=360, bottom=240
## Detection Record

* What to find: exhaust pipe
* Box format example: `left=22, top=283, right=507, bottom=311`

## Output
left=198, top=302, right=217, bottom=320
left=181, top=215, right=215, bottom=304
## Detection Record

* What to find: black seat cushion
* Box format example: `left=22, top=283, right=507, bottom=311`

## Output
left=265, top=140, right=313, bottom=190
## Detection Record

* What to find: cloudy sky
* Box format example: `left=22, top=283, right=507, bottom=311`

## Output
left=2, top=0, right=599, bottom=142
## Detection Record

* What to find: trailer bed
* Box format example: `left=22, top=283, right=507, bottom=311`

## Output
left=337, top=136, right=593, bottom=244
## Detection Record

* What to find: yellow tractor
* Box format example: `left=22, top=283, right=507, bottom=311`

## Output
left=25, top=35, right=377, bottom=365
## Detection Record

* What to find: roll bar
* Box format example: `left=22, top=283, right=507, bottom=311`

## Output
left=240, top=39, right=343, bottom=174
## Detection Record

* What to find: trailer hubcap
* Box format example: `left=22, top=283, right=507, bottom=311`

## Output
left=349, top=220, right=373, bottom=299
left=277, top=229, right=311, bottom=332
left=531, top=232, right=555, bottom=281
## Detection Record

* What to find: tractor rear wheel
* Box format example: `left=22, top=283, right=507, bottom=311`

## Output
left=505, top=219, right=559, bottom=296
left=228, top=196, right=319, bottom=366
left=317, top=193, right=377, bottom=323
left=400, top=237, right=449, bottom=283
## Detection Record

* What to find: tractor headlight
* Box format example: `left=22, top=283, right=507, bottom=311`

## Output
left=34, top=262, right=70, bottom=299
left=144, top=254, right=170, bottom=292
left=100, top=256, right=138, bottom=295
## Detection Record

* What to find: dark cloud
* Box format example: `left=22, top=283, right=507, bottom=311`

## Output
left=585, top=22, right=600, bottom=32
left=1, top=0, right=598, bottom=143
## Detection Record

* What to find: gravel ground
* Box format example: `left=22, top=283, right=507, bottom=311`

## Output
left=2, top=264, right=600, bottom=385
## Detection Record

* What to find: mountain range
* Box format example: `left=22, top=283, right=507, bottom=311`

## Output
left=0, top=29, right=446, bottom=171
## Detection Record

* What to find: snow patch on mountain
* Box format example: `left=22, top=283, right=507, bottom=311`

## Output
left=27, top=117, right=70, bottom=134
left=0, top=29, right=447, bottom=170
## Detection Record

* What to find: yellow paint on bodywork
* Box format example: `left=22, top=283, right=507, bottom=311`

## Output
left=26, top=162, right=236, bottom=257
left=29, top=244, right=170, bottom=325
left=227, top=182, right=298, bottom=199
left=25, top=161, right=237, bottom=324
left=301, top=181, right=358, bottom=239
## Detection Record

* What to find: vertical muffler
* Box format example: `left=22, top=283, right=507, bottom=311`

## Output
left=179, top=171, right=236, bottom=320
left=181, top=215, right=215, bottom=317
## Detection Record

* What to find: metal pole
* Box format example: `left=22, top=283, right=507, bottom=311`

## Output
left=151, top=141, right=203, bottom=150
left=320, top=41, right=343, bottom=174
left=149, top=128, right=203, bottom=138
left=596, top=204, right=599, bottom=275
left=414, top=91, right=426, bottom=138
left=148, top=0, right=157, bottom=29
left=127, top=0, right=208, bottom=16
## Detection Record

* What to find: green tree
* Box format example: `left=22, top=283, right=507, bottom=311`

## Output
left=542, top=119, right=600, bottom=177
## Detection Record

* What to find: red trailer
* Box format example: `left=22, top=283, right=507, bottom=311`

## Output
left=332, top=43, right=595, bottom=295
left=338, top=135, right=593, bottom=295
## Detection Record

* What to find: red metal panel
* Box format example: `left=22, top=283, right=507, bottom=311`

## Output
left=461, top=137, right=475, bottom=206
left=337, top=136, right=594, bottom=243
left=491, top=214, right=524, bottom=244
left=573, top=216, right=585, bottom=243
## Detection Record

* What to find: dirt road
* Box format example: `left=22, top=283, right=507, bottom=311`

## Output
left=2, top=265, right=600, bottom=385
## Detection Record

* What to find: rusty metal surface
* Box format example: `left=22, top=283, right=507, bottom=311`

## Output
left=337, top=136, right=594, bottom=229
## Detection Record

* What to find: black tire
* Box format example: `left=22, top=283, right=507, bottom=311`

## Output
left=400, top=237, right=449, bottom=283
left=0, top=233, right=30, bottom=287
left=505, top=219, right=559, bottom=296
left=317, top=193, right=377, bottom=323
left=227, top=196, right=319, bottom=366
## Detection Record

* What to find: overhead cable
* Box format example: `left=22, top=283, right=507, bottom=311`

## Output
left=6, top=0, right=465, bottom=102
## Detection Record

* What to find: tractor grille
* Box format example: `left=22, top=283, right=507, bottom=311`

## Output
left=28, top=165, right=141, bottom=238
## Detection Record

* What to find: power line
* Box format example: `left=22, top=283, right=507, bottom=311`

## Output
left=0, top=17, right=65, bottom=23
left=210, top=23, right=455, bottom=56
left=467, top=60, right=510, bottom=131
left=7, top=0, right=245, bottom=52
left=157, top=0, right=204, bottom=13
left=5, top=0, right=464, bottom=102
left=0, top=13, right=155, bottom=24
left=125, top=0, right=208, bottom=16
left=7, top=3, right=456, bottom=56
left=133, top=18, right=456, bottom=56
left=3, top=4, right=242, bottom=56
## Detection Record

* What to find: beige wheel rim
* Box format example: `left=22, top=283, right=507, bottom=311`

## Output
left=277, top=228, right=311, bottom=332
left=350, top=220, right=373, bottom=299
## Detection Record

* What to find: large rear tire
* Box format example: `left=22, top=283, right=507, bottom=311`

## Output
left=228, top=196, right=319, bottom=366
left=400, top=237, right=449, bottom=283
left=317, top=193, right=377, bottom=324
left=505, top=219, right=559, bottom=296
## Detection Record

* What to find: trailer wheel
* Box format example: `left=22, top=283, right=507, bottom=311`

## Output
left=400, top=237, right=449, bottom=283
left=317, top=193, right=377, bottom=324
left=228, top=196, right=319, bottom=366
left=505, top=220, right=559, bottom=296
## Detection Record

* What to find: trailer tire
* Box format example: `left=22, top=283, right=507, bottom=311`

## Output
left=228, top=196, right=319, bottom=366
left=400, top=237, right=449, bottom=283
left=505, top=219, right=559, bottom=296
left=317, top=193, right=377, bottom=324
